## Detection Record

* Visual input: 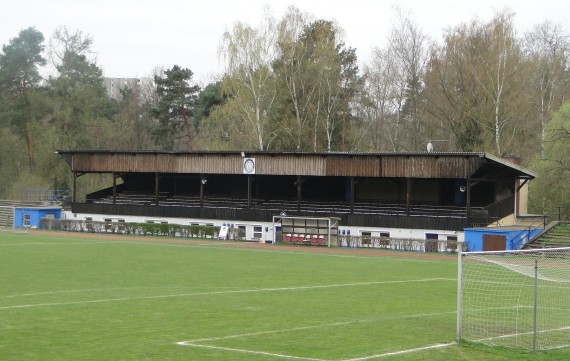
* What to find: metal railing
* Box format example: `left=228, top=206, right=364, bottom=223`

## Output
left=21, top=189, right=69, bottom=203
left=337, top=235, right=464, bottom=253
left=72, top=202, right=470, bottom=231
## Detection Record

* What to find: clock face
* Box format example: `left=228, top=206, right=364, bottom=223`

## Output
left=243, top=158, right=255, bottom=174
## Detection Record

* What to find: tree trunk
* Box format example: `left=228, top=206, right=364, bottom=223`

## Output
left=183, top=114, right=193, bottom=150
left=25, top=125, right=35, bottom=172
left=495, top=101, right=501, bottom=155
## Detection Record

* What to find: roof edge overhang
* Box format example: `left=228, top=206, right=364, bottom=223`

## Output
left=55, top=150, right=536, bottom=179
left=56, top=149, right=487, bottom=157
left=483, top=153, right=536, bottom=179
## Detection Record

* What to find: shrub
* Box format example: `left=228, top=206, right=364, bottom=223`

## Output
left=40, top=219, right=220, bottom=240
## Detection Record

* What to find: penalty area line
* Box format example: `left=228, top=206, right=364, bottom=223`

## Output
left=176, top=341, right=456, bottom=361
left=178, top=310, right=456, bottom=344
left=0, top=278, right=453, bottom=311
left=475, top=325, right=570, bottom=343
left=176, top=313, right=458, bottom=360
left=177, top=342, right=327, bottom=361
left=341, top=342, right=456, bottom=360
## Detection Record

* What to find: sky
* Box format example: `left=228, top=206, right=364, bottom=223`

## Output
left=1, top=0, right=570, bottom=84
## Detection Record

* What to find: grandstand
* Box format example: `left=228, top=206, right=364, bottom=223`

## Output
left=56, top=150, right=535, bottom=245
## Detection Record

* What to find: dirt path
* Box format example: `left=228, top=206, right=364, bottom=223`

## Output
left=29, top=230, right=457, bottom=262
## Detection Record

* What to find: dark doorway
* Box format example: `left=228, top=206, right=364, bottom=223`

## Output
left=425, top=233, right=439, bottom=252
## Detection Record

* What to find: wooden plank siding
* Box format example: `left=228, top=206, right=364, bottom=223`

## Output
left=69, top=153, right=243, bottom=174
left=380, top=155, right=482, bottom=178
left=60, top=151, right=489, bottom=179
left=325, top=155, right=380, bottom=177
left=255, top=154, right=326, bottom=176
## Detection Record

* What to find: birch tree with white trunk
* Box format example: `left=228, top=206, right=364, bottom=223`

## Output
left=219, top=13, right=278, bottom=151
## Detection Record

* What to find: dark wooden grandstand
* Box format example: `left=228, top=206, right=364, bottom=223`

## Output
left=58, top=150, right=535, bottom=231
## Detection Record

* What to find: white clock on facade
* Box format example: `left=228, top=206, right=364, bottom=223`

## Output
left=243, top=158, right=256, bottom=174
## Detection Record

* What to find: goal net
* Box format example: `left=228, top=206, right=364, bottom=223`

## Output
left=457, top=247, right=570, bottom=351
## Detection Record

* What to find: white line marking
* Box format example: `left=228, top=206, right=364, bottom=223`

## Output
left=0, top=278, right=454, bottom=311
left=178, top=343, right=327, bottom=360
left=176, top=313, right=458, bottom=359
left=0, top=286, right=210, bottom=299
left=177, top=339, right=456, bottom=360
left=342, top=342, right=456, bottom=360
left=180, top=320, right=366, bottom=343
left=0, top=242, right=90, bottom=246
left=475, top=325, right=570, bottom=342
left=178, top=310, right=457, bottom=344
left=7, top=235, right=455, bottom=264
left=170, top=244, right=456, bottom=264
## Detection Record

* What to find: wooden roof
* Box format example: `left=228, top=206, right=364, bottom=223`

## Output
left=56, top=150, right=536, bottom=180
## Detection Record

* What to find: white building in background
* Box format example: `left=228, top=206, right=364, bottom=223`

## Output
left=103, top=77, right=154, bottom=100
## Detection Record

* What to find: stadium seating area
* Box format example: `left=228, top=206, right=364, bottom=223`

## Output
left=283, top=233, right=326, bottom=246
left=89, top=191, right=476, bottom=220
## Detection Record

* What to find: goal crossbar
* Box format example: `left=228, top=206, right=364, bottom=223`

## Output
left=459, top=247, right=570, bottom=255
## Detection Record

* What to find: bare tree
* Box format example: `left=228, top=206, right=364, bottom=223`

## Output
left=423, top=30, right=490, bottom=151
left=275, top=6, right=316, bottom=151
left=423, top=10, right=530, bottom=156
left=355, top=48, right=399, bottom=151
left=219, top=12, right=279, bottom=150
left=48, top=26, right=95, bottom=66
left=523, top=21, right=570, bottom=158
left=298, top=20, right=360, bottom=152
left=467, top=11, right=526, bottom=155
left=387, top=6, right=430, bottom=151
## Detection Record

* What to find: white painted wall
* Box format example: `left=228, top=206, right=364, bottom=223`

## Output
left=62, top=211, right=464, bottom=243
left=62, top=211, right=273, bottom=242
left=340, top=226, right=464, bottom=242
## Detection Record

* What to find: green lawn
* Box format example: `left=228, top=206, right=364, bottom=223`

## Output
left=0, top=232, right=568, bottom=360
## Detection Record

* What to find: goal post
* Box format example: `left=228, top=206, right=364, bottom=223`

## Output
left=457, top=247, right=570, bottom=351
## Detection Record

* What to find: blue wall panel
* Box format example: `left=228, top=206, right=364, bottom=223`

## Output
left=464, top=228, right=542, bottom=251
left=14, top=208, right=61, bottom=228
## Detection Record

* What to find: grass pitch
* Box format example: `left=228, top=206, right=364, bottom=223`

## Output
left=0, top=232, right=568, bottom=360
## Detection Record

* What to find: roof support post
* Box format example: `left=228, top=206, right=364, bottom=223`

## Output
left=466, top=175, right=471, bottom=222
left=247, top=175, right=252, bottom=209
left=112, top=172, right=117, bottom=205
left=406, top=177, right=412, bottom=216
left=397, top=179, right=402, bottom=205
left=464, top=156, right=472, bottom=225
left=350, top=176, right=355, bottom=214
left=297, top=175, right=302, bottom=212
left=516, top=178, right=530, bottom=192
left=514, top=178, right=530, bottom=217
left=155, top=172, right=160, bottom=206
left=72, top=172, right=77, bottom=203
left=200, top=173, right=205, bottom=208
